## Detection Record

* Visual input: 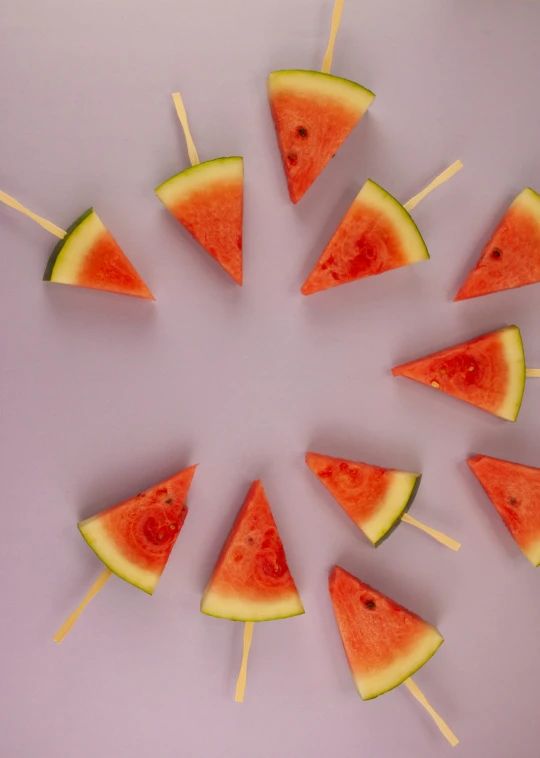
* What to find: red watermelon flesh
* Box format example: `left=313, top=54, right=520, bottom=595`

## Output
left=468, top=455, right=540, bottom=566
left=301, top=179, right=429, bottom=295
left=455, top=188, right=540, bottom=301
left=200, top=480, right=304, bottom=621
left=268, top=70, right=375, bottom=203
left=78, top=465, right=197, bottom=594
left=306, top=452, right=419, bottom=544
left=329, top=566, right=443, bottom=700
left=392, top=326, right=525, bottom=421
left=155, top=157, right=243, bottom=285
left=44, top=209, right=154, bottom=299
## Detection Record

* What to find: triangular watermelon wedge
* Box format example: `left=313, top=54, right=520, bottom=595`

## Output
left=467, top=455, right=540, bottom=566
left=43, top=209, right=154, bottom=299
left=268, top=70, right=375, bottom=203
left=78, top=465, right=197, bottom=594
left=155, top=157, right=243, bottom=285
left=329, top=566, right=443, bottom=700
left=200, top=480, right=304, bottom=621
left=392, top=326, right=525, bottom=421
left=301, top=179, right=429, bottom=295
left=306, top=452, right=420, bottom=544
left=455, top=188, right=540, bottom=301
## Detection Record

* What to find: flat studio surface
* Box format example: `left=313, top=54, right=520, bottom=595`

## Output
left=1, top=1, right=540, bottom=757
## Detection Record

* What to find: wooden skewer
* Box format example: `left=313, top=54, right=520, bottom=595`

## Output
left=172, top=92, right=200, bottom=167
left=401, top=513, right=461, bottom=551
left=234, top=621, right=254, bottom=702
left=526, top=368, right=540, bottom=378
left=404, top=677, right=459, bottom=747
left=321, top=0, right=344, bottom=74
left=53, top=567, right=112, bottom=643
left=0, top=190, right=66, bottom=238
left=403, top=160, right=463, bottom=212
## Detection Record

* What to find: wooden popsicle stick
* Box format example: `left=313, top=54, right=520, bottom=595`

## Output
left=234, top=621, right=254, bottom=702
left=526, top=368, right=540, bottom=377
left=401, top=513, right=461, bottom=551
left=53, top=567, right=112, bottom=643
left=403, top=160, right=463, bottom=212
left=172, top=92, right=200, bottom=167
left=0, top=190, right=66, bottom=238
left=404, top=677, right=459, bottom=747
left=321, top=0, right=344, bottom=74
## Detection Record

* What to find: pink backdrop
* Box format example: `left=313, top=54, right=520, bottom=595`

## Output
left=1, top=1, right=540, bottom=756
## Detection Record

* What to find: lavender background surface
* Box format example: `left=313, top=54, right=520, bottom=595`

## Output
left=1, top=1, right=540, bottom=756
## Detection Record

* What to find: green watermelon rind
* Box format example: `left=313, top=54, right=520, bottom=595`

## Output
left=358, top=630, right=444, bottom=700
left=43, top=208, right=94, bottom=281
left=497, top=325, right=526, bottom=422
left=363, top=179, right=430, bottom=262
left=154, top=156, right=243, bottom=196
left=371, top=474, right=422, bottom=546
left=78, top=519, right=158, bottom=595
left=521, top=187, right=540, bottom=204
left=268, top=69, right=375, bottom=107
left=200, top=592, right=305, bottom=622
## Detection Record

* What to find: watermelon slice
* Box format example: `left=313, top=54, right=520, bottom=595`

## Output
left=455, top=188, right=540, bottom=301
left=200, top=480, right=304, bottom=621
left=268, top=70, right=375, bottom=203
left=392, top=326, right=525, bottom=421
left=155, top=157, right=243, bottom=285
left=43, top=209, right=154, bottom=299
left=301, top=179, right=429, bottom=295
left=78, top=465, right=197, bottom=594
left=468, top=455, right=540, bottom=566
left=329, top=566, right=443, bottom=700
left=306, top=452, right=420, bottom=544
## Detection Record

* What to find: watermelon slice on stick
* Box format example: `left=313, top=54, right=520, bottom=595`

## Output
left=268, top=0, right=375, bottom=203
left=155, top=92, right=243, bottom=285
left=467, top=454, right=540, bottom=566
left=455, top=188, right=540, bottom=301
left=53, top=465, right=197, bottom=643
left=301, top=160, right=463, bottom=295
left=306, top=452, right=460, bottom=550
left=0, top=190, right=154, bottom=299
left=200, top=480, right=304, bottom=701
left=329, top=566, right=458, bottom=746
left=392, top=325, right=540, bottom=421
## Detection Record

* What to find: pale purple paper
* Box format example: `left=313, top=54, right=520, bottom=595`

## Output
left=1, top=1, right=540, bottom=756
